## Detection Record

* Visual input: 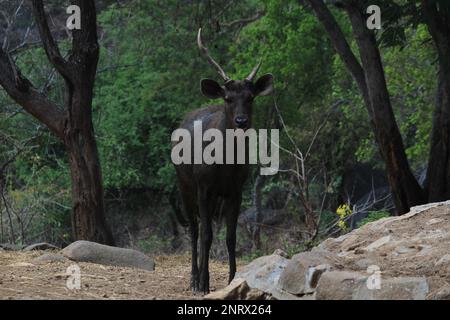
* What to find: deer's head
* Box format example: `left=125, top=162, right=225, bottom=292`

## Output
left=197, top=29, right=274, bottom=130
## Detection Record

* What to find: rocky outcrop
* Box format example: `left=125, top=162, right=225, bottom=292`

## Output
left=233, top=250, right=299, bottom=299
left=214, top=200, right=450, bottom=300
left=205, top=279, right=272, bottom=300
left=278, top=250, right=334, bottom=296
left=315, top=271, right=429, bottom=300
left=61, top=240, right=155, bottom=271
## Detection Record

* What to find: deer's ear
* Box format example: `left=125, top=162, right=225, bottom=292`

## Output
left=201, top=79, right=224, bottom=99
left=254, top=74, right=274, bottom=97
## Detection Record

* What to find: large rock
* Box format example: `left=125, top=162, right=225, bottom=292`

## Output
left=364, top=235, right=391, bottom=252
left=356, top=277, right=429, bottom=300
left=315, top=271, right=367, bottom=300
left=205, top=279, right=271, bottom=300
left=234, top=252, right=296, bottom=299
left=213, top=200, right=450, bottom=300
left=315, top=271, right=429, bottom=300
left=278, top=250, right=334, bottom=295
left=432, top=285, right=450, bottom=300
left=61, top=241, right=155, bottom=271
left=207, top=251, right=296, bottom=300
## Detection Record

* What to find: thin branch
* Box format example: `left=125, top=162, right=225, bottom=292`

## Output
left=304, top=99, right=344, bottom=161
left=9, top=40, right=42, bottom=55
left=221, top=10, right=266, bottom=29
left=305, top=0, right=371, bottom=112
left=1, top=0, right=25, bottom=51
left=32, top=0, right=72, bottom=81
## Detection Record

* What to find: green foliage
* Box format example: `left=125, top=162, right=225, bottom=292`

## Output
left=357, top=210, right=390, bottom=228
left=384, top=25, right=436, bottom=170
left=95, top=0, right=260, bottom=190
left=137, top=234, right=172, bottom=255
left=336, top=24, right=437, bottom=171
left=240, top=249, right=265, bottom=263
left=0, top=45, right=71, bottom=244
left=231, top=0, right=335, bottom=125
left=317, top=209, right=337, bottom=233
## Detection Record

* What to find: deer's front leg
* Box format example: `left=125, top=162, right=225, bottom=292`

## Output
left=197, top=187, right=214, bottom=294
left=223, top=193, right=241, bottom=284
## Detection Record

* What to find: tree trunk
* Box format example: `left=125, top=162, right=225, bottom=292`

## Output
left=345, top=4, right=426, bottom=214
left=306, top=0, right=425, bottom=214
left=63, top=0, right=114, bottom=244
left=422, top=0, right=450, bottom=202
left=64, top=76, right=114, bottom=245
left=0, top=1, right=115, bottom=245
left=65, top=110, right=114, bottom=245
left=426, top=71, right=450, bottom=202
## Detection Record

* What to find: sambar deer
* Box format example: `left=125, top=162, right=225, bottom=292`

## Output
left=173, top=28, right=274, bottom=293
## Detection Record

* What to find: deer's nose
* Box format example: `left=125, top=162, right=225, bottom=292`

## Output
left=235, top=116, right=249, bottom=128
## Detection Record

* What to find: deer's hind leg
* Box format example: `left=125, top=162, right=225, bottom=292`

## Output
left=179, top=185, right=200, bottom=292
left=197, top=186, right=217, bottom=294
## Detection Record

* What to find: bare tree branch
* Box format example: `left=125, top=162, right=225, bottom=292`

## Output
left=221, top=10, right=266, bottom=29
left=1, top=0, right=25, bottom=51
left=32, top=0, right=72, bottom=81
left=9, top=40, right=41, bottom=55
left=0, top=48, right=65, bottom=138
left=305, top=0, right=371, bottom=113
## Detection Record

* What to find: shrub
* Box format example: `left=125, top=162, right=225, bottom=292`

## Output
left=357, top=210, right=390, bottom=228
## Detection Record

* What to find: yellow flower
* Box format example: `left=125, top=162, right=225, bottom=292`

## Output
left=336, top=204, right=352, bottom=231
left=336, top=204, right=352, bottom=217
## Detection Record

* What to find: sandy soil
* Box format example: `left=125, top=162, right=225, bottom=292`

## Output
left=0, top=251, right=234, bottom=300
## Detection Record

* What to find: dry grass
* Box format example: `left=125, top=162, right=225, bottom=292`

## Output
left=0, top=251, right=236, bottom=300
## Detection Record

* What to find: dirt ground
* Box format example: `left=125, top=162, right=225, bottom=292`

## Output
left=0, top=251, right=235, bottom=300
